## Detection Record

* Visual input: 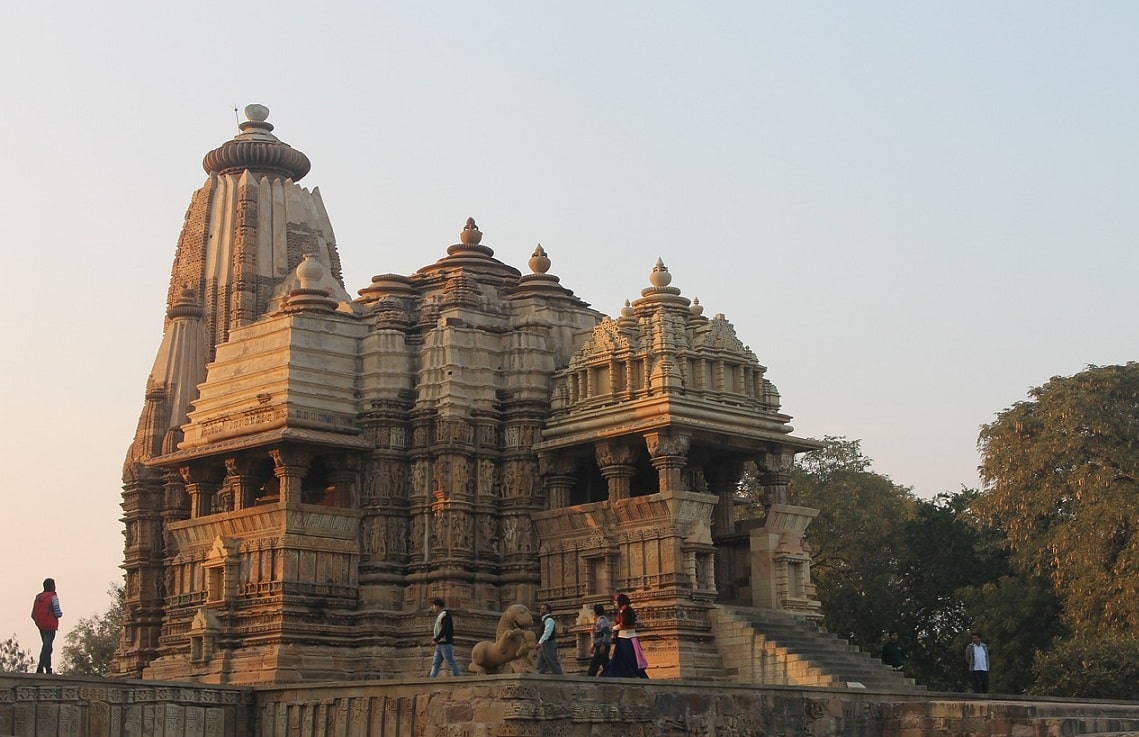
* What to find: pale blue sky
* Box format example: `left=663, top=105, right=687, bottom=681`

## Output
left=1, top=2, right=1136, bottom=648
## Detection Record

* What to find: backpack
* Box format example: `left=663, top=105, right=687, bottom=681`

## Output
left=598, top=618, right=612, bottom=647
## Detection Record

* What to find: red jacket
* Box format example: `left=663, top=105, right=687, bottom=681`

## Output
left=31, top=591, right=60, bottom=631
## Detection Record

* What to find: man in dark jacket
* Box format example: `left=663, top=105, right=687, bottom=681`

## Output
left=31, top=578, right=63, bottom=674
left=428, top=598, right=462, bottom=677
left=881, top=631, right=905, bottom=671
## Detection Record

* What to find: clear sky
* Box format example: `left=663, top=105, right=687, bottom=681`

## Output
left=1, top=2, right=1136, bottom=655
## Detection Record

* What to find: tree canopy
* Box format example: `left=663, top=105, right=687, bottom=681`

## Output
left=59, top=583, right=124, bottom=676
left=975, top=362, right=1139, bottom=634
left=0, top=634, right=34, bottom=673
left=789, top=437, right=916, bottom=646
left=771, top=365, right=1139, bottom=698
left=786, top=438, right=1033, bottom=691
left=959, top=573, right=1065, bottom=695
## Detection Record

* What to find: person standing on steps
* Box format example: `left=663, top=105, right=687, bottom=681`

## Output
left=881, top=630, right=906, bottom=672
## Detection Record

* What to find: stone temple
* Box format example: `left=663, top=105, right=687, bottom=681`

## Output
left=115, top=104, right=851, bottom=686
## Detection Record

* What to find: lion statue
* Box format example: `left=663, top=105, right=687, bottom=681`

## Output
left=469, top=604, right=538, bottom=675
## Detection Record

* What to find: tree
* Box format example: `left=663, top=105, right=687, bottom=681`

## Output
left=1031, top=633, right=1139, bottom=700
left=975, top=362, right=1139, bottom=634
left=787, top=441, right=1018, bottom=691
left=0, top=634, right=34, bottom=673
left=789, top=437, right=916, bottom=648
left=894, top=490, right=1011, bottom=691
left=958, top=574, right=1066, bottom=694
left=59, top=583, right=124, bottom=676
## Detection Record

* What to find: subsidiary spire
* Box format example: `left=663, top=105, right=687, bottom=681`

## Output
left=202, top=104, right=312, bottom=180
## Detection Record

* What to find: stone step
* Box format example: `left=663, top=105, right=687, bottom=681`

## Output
left=710, top=604, right=925, bottom=692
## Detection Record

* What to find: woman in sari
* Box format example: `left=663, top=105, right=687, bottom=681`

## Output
left=603, top=593, right=648, bottom=678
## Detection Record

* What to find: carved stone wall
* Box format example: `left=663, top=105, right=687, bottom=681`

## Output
left=4, top=674, right=1138, bottom=737
left=0, top=676, right=253, bottom=737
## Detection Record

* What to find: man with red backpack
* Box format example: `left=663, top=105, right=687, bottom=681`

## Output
left=30, top=578, right=63, bottom=674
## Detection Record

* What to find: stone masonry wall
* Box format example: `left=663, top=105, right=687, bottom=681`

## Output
left=0, top=674, right=254, bottom=736
left=4, top=673, right=1139, bottom=737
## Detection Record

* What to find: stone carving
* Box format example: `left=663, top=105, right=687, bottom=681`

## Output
left=117, top=101, right=829, bottom=685
left=456, top=457, right=473, bottom=496
left=478, top=459, right=498, bottom=498
left=503, top=516, right=535, bottom=554
left=364, top=517, right=386, bottom=558
left=644, top=430, right=690, bottom=460
left=574, top=317, right=633, bottom=361
left=411, top=516, right=425, bottom=556
left=479, top=515, right=499, bottom=555
left=411, top=461, right=427, bottom=498
left=469, top=604, right=538, bottom=675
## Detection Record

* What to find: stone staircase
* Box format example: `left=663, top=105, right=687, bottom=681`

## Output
left=709, top=604, right=925, bottom=690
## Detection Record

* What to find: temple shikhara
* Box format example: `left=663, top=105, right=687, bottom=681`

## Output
left=115, top=104, right=876, bottom=687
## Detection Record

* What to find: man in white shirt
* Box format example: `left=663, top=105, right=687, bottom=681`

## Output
left=535, top=603, right=563, bottom=675
left=966, top=632, right=990, bottom=694
left=428, top=598, right=462, bottom=678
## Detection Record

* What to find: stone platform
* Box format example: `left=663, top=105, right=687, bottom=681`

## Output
left=4, top=672, right=1139, bottom=737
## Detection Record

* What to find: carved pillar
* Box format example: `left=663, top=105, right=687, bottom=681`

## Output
left=163, top=473, right=191, bottom=525
left=758, top=446, right=796, bottom=508
left=538, top=453, right=577, bottom=510
left=706, top=458, right=745, bottom=537
left=269, top=448, right=312, bottom=505
left=644, top=430, right=691, bottom=493
left=760, top=470, right=791, bottom=507
left=547, top=475, right=576, bottom=510
left=595, top=440, right=638, bottom=502
left=328, top=454, right=362, bottom=508
left=214, top=485, right=235, bottom=513
left=180, top=464, right=224, bottom=518
left=225, top=457, right=261, bottom=511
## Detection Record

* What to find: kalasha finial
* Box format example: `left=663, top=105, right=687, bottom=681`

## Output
left=649, top=257, right=673, bottom=288
left=296, top=253, right=323, bottom=290
left=690, top=297, right=704, bottom=317
left=237, top=103, right=274, bottom=134
left=528, top=244, right=551, bottom=274
left=245, top=104, right=270, bottom=122
left=460, top=217, right=483, bottom=245
left=621, top=299, right=635, bottom=318
left=282, top=254, right=338, bottom=313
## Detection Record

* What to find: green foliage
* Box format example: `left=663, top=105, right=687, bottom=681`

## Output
left=59, top=583, right=124, bottom=676
left=893, top=491, right=1010, bottom=691
left=787, top=439, right=1030, bottom=691
left=1030, top=633, right=1139, bottom=700
left=0, top=634, right=34, bottom=673
left=959, top=574, right=1066, bottom=695
left=976, top=362, right=1139, bottom=634
left=790, top=437, right=916, bottom=648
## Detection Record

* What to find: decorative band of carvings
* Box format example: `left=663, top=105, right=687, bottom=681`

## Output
left=7, top=683, right=251, bottom=705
